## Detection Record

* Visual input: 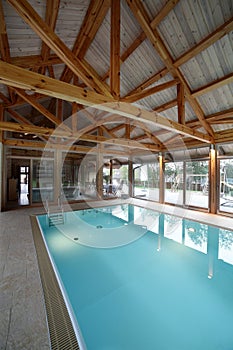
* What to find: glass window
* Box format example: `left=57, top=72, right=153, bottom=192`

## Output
left=185, top=160, right=209, bottom=209
left=219, top=158, right=233, bottom=214
left=165, top=162, right=183, bottom=205
left=133, top=162, right=159, bottom=201
left=32, top=159, right=54, bottom=203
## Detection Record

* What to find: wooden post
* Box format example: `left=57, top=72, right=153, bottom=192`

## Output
left=209, top=144, right=217, bottom=213
left=159, top=152, right=164, bottom=203
left=110, top=0, right=120, bottom=98
left=177, top=83, right=185, bottom=124
left=0, top=105, right=4, bottom=211
left=56, top=99, right=63, bottom=122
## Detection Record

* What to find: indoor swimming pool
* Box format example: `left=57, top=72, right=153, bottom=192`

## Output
left=37, top=204, right=233, bottom=350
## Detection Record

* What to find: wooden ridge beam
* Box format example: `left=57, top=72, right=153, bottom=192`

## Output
left=0, top=61, right=212, bottom=143
left=110, top=0, right=121, bottom=98
left=7, top=0, right=112, bottom=97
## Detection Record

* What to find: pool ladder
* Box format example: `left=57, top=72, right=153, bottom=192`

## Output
left=46, top=197, right=64, bottom=227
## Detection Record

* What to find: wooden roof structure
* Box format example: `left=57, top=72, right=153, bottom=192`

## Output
left=0, top=0, right=232, bottom=158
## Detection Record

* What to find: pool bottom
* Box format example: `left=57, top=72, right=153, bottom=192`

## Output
left=35, top=204, right=233, bottom=350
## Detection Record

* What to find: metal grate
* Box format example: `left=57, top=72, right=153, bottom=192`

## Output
left=30, top=215, right=80, bottom=350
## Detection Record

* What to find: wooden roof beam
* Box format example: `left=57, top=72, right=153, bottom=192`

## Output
left=13, top=88, right=70, bottom=131
left=0, top=61, right=212, bottom=143
left=126, top=0, right=215, bottom=139
left=3, top=138, right=129, bottom=156
left=7, top=0, right=112, bottom=97
left=10, top=54, right=61, bottom=69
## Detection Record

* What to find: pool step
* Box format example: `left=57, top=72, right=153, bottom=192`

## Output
left=48, top=212, right=64, bottom=226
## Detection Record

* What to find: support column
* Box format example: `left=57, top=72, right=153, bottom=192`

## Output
left=96, top=145, right=103, bottom=199
left=183, top=161, right=186, bottom=206
left=128, top=157, right=133, bottom=197
left=54, top=149, right=62, bottom=204
left=159, top=153, right=165, bottom=204
left=207, top=226, right=219, bottom=279
left=209, top=144, right=217, bottom=214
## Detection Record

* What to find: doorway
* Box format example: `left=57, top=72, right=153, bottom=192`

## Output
left=19, top=166, right=29, bottom=205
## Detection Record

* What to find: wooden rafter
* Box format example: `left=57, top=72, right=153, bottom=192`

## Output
left=126, top=0, right=215, bottom=139
left=125, top=68, right=169, bottom=97
left=122, top=79, right=179, bottom=103
left=153, top=99, right=177, bottom=113
left=174, top=17, right=233, bottom=68
left=0, top=1, right=10, bottom=62
left=187, top=107, right=233, bottom=128
left=192, top=72, right=233, bottom=98
left=0, top=60, right=213, bottom=143
left=0, top=0, right=15, bottom=102
left=110, top=0, right=120, bottom=98
left=60, top=0, right=111, bottom=83
left=8, top=0, right=112, bottom=97
left=7, top=108, right=47, bottom=142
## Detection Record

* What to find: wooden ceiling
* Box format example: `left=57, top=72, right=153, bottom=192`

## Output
left=0, top=0, right=232, bottom=157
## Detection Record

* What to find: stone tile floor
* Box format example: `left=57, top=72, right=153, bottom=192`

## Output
left=0, top=207, right=50, bottom=350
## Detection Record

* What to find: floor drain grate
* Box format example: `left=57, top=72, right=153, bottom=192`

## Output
left=96, top=225, right=103, bottom=229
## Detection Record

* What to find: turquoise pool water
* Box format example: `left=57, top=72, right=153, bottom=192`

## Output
left=38, top=204, right=233, bottom=350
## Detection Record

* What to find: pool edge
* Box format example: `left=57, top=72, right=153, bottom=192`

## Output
left=30, top=215, right=81, bottom=350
